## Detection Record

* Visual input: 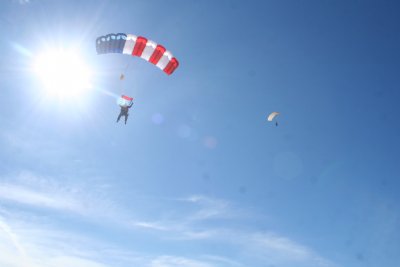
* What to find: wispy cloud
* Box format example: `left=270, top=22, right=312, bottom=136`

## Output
left=201, top=255, right=243, bottom=267
left=131, top=221, right=169, bottom=231
left=0, top=183, right=81, bottom=212
left=0, top=217, right=27, bottom=258
left=127, top=195, right=235, bottom=234
left=128, top=195, right=338, bottom=267
left=150, top=256, right=215, bottom=267
left=244, top=232, right=337, bottom=267
left=13, top=0, right=30, bottom=5
left=0, top=171, right=119, bottom=219
left=179, top=229, right=220, bottom=240
left=185, top=195, right=231, bottom=221
left=0, top=214, right=131, bottom=267
left=0, top=171, right=338, bottom=267
left=0, top=213, right=226, bottom=267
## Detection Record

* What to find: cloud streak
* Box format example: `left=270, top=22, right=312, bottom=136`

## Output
left=0, top=170, right=338, bottom=267
left=0, top=183, right=81, bottom=212
left=243, top=232, right=337, bottom=267
left=185, top=195, right=232, bottom=221
left=13, top=0, right=30, bottom=5
left=150, top=256, right=215, bottom=267
left=0, top=171, right=121, bottom=220
left=0, top=218, right=27, bottom=258
left=129, top=195, right=337, bottom=267
left=0, top=213, right=133, bottom=267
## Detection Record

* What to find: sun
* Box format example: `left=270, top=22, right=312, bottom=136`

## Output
left=34, top=49, right=92, bottom=98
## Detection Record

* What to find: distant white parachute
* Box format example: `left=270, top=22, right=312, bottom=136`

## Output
left=267, top=112, right=280, bottom=121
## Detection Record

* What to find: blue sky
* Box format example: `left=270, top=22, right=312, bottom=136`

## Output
left=0, top=0, right=399, bottom=267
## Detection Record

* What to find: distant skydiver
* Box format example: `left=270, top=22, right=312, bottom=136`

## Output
left=267, top=112, right=280, bottom=127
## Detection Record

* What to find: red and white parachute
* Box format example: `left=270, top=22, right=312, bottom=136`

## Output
left=96, top=33, right=179, bottom=75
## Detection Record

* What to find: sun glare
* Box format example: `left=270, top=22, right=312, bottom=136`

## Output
left=34, top=49, right=92, bottom=98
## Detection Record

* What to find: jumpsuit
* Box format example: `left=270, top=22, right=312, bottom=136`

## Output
left=116, top=103, right=133, bottom=124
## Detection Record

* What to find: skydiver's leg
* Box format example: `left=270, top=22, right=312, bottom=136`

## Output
left=117, top=112, right=123, bottom=122
left=125, top=114, right=128, bottom=124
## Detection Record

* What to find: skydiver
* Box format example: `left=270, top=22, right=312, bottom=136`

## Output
left=116, top=102, right=133, bottom=124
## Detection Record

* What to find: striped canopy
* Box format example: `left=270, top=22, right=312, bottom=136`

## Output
left=96, top=33, right=179, bottom=75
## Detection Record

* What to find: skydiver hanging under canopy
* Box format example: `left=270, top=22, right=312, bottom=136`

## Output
left=267, top=112, right=280, bottom=127
left=116, top=95, right=134, bottom=125
left=96, top=33, right=179, bottom=126
left=116, top=102, right=133, bottom=124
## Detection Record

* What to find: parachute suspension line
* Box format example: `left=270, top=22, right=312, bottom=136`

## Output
left=96, top=32, right=180, bottom=102
left=121, top=59, right=131, bottom=79
left=119, top=60, right=131, bottom=95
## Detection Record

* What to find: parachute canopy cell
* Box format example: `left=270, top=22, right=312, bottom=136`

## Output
left=267, top=112, right=280, bottom=121
left=96, top=33, right=179, bottom=75
left=117, top=95, right=133, bottom=107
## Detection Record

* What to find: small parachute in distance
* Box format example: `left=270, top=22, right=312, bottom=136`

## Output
left=267, top=112, right=280, bottom=126
left=267, top=112, right=280, bottom=121
left=117, top=95, right=133, bottom=107
left=96, top=33, right=179, bottom=75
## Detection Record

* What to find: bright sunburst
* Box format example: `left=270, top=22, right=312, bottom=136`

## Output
left=34, top=49, right=92, bottom=98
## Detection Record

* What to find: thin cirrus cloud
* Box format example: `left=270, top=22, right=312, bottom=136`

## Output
left=0, top=171, right=119, bottom=219
left=149, top=255, right=242, bottom=267
left=241, top=232, right=337, bottom=267
left=127, top=195, right=233, bottom=232
left=150, top=255, right=215, bottom=267
left=185, top=195, right=231, bottom=221
left=131, top=221, right=169, bottom=231
left=0, top=216, right=109, bottom=267
left=0, top=170, right=337, bottom=267
left=0, top=214, right=221, bottom=267
left=0, top=218, right=28, bottom=259
left=129, top=195, right=338, bottom=267
left=13, top=0, right=30, bottom=5
left=127, top=195, right=236, bottom=238
left=0, top=183, right=81, bottom=212
left=201, top=255, right=243, bottom=267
